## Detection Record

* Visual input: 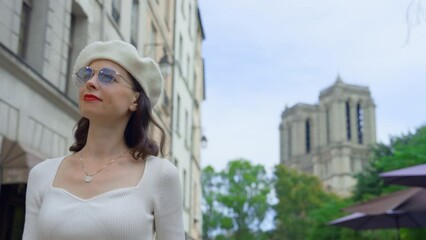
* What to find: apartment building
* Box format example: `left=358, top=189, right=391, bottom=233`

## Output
left=279, top=77, right=376, bottom=196
left=0, top=0, right=205, bottom=239
left=171, top=0, right=204, bottom=239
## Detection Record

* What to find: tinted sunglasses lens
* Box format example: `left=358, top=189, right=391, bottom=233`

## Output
left=98, top=68, right=116, bottom=84
left=75, top=67, right=94, bottom=83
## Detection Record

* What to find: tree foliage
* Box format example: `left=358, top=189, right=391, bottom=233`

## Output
left=202, top=166, right=231, bottom=239
left=202, top=159, right=271, bottom=240
left=273, top=164, right=344, bottom=240
left=353, top=125, right=426, bottom=201
left=202, top=126, right=426, bottom=239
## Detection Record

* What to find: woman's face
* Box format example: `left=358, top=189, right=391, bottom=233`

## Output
left=77, top=59, right=140, bottom=122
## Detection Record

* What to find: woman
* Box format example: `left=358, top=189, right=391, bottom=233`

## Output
left=23, top=40, right=184, bottom=239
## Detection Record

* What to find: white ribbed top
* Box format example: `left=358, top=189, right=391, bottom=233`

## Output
left=22, top=155, right=184, bottom=240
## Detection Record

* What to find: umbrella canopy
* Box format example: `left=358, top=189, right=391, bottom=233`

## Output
left=380, top=164, right=426, bottom=187
left=329, top=211, right=426, bottom=230
left=344, top=188, right=426, bottom=214
left=330, top=187, right=426, bottom=240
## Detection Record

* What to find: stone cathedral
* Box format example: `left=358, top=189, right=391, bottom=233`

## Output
left=279, top=77, right=376, bottom=196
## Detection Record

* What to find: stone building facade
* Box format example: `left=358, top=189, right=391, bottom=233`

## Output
left=279, top=77, right=376, bottom=196
left=171, top=0, right=205, bottom=238
left=0, top=0, right=205, bottom=239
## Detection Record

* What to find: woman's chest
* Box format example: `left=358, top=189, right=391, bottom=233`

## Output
left=53, top=157, right=145, bottom=200
left=37, top=189, right=154, bottom=240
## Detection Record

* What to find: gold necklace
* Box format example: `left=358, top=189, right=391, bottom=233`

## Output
left=79, top=149, right=128, bottom=183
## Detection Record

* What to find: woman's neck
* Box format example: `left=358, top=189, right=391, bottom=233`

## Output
left=83, top=121, right=129, bottom=161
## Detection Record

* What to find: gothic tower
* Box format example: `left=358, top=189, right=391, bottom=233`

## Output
left=279, top=76, right=376, bottom=196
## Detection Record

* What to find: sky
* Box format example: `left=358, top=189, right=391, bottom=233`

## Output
left=198, top=0, right=426, bottom=173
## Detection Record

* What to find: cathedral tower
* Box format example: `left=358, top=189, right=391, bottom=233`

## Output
left=279, top=76, right=376, bottom=196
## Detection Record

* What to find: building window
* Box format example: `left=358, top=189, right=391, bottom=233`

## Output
left=18, top=0, right=32, bottom=58
left=149, top=23, right=157, bottom=58
left=326, top=107, right=330, bottom=144
left=112, top=0, right=121, bottom=24
left=186, top=55, right=190, bottom=79
left=130, top=0, right=139, bottom=47
left=65, top=13, right=76, bottom=95
left=346, top=101, right=351, bottom=141
left=306, top=119, right=311, bottom=153
left=188, top=4, right=192, bottom=35
left=179, top=35, right=183, bottom=66
left=176, top=95, right=181, bottom=134
left=183, top=169, right=187, bottom=207
left=181, top=0, right=185, bottom=18
left=193, top=72, right=197, bottom=95
left=287, top=125, right=292, bottom=158
left=164, top=0, right=171, bottom=28
left=65, top=2, right=88, bottom=102
left=193, top=183, right=197, bottom=217
left=357, top=103, right=364, bottom=144
left=185, top=110, right=189, bottom=148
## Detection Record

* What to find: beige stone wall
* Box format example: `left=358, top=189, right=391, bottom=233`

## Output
left=0, top=0, right=79, bottom=158
left=189, top=7, right=205, bottom=238
left=144, top=0, right=176, bottom=160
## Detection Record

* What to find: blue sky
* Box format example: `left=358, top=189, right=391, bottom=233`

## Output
left=198, top=0, right=426, bottom=173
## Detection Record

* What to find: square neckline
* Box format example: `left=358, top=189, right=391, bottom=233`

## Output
left=50, top=154, right=150, bottom=201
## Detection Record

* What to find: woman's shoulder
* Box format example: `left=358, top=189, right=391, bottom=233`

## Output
left=146, top=156, right=179, bottom=181
left=147, top=156, right=183, bottom=207
left=30, top=155, right=67, bottom=176
left=27, top=155, right=67, bottom=190
left=147, top=155, right=177, bottom=169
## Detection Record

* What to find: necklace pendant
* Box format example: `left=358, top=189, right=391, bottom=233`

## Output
left=84, top=175, right=93, bottom=183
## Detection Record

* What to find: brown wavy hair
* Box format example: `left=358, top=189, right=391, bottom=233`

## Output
left=69, top=76, right=165, bottom=160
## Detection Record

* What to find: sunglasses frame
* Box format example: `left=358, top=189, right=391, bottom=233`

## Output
left=74, top=66, right=134, bottom=89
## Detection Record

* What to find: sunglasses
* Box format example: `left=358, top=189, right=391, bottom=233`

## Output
left=74, top=66, right=133, bottom=88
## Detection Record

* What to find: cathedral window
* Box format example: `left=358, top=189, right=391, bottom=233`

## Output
left=346, top=101, right=351, bottom=141
left=326, top=107, right=330, bottom=144
left=306, top=119, right=311, bottom=153
left=357, top=103, right=364, bottom=144
left=288, top=125, right=292, bottom=158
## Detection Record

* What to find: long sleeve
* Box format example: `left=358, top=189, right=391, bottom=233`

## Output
left=22, top=164, right=44, bottom=240
left=153, top=160, right=185, bottom=240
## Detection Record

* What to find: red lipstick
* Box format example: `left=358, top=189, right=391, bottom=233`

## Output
left=83, top=94, right=101, bottom=101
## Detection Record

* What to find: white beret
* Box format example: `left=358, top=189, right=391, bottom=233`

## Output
left=73, top=40, right=163, bottom=108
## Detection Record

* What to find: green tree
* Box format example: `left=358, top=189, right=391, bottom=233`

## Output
left=202, top=166, right=232, bottom=239
left=353, top=125, right=426, bottom=201
left=307, top=196, right=359, bottom=240
left=273, top=164, right=337, bottom=239
left=273, top=165, right=397, bottom=240
left=202, top=159, right=271, bottom=240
